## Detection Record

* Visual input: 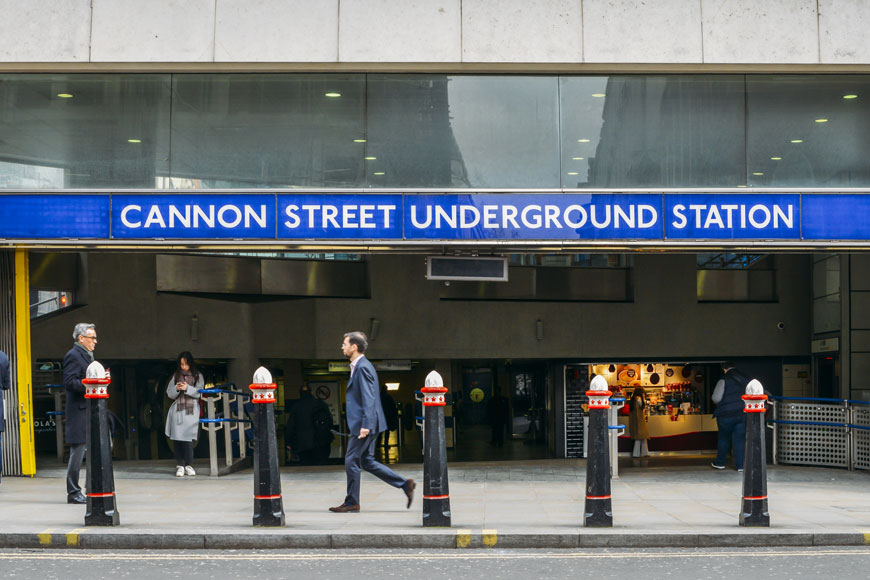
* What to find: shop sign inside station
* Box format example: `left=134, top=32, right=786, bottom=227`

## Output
left=2, top=191, right=870, bottom=244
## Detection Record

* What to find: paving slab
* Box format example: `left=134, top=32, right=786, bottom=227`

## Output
left=1, top=458, right=869, bottom=549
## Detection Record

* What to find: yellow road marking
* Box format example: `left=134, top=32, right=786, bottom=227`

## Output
left=66, top=528, right=86, bottom=547
left=862, top=530, right=870, bottom=545
left=36, top=529, right=54, bottom=546
left=456, top=529, right=471, bottom=548
left=482, top=529, right=497, bottom=548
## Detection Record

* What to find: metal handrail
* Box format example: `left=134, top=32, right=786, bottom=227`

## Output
left=771, top=396, right=849, bottom=403
left=769, top=419, right=848, bottom=428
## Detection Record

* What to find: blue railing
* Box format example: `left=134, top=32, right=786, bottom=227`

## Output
left=770, top=395, right=870, bottom=471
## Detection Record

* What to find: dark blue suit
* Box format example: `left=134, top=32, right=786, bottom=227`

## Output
left=343, top=355, right=407, bottom=506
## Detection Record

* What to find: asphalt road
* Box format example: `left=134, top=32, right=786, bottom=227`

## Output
left=3, top=547, right=870, bottom=579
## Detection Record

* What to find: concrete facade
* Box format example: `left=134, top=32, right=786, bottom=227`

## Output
left=30, top=253, right=811, bottom=363
left=1, top=0, right=870, bottom=66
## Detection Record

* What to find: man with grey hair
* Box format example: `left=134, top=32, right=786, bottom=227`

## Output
left=63, top=323, right=98, bottom=504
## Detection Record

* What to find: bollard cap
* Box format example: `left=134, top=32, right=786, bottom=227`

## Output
left=253, top=366, right=273, bottom=384
left=745, top=379, right=764, bottom=395
left=590, top=375, right=609, bottom=392
left=424, top=371, right=444, bottom=388
left=83, top=361, right=111, bottom=398
left=86, top=361, right=108, bottom=379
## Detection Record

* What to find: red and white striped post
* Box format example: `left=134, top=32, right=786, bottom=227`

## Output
left=250, top=366, right=285, bottom=527
left=740, top=379, right=770, bottom=527
left=83, top=361, right=120, bottom=526
left=584, top=375, right=613, bottom=527
left=422, top=370, right=451, bottom=527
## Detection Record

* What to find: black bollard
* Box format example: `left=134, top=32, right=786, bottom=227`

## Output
left=740, top=379, right=770, bottom=527
left=83, top=362, right=120, bottom=526
left=422, top=371, right=451, bottom=527
left=584, top=375, right=613, bottom=528
left=250, top=367, right=285, bottom=527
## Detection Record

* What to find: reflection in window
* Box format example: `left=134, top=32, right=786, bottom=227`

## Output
left=509, top=254, right=627, bottom=268
left=812, top=254, right=840, bottom=334
left=0, top=74, right=171, bottom=189
left=367, top=75, right=560, bottom=188
left=560, top=76, right=745, bottom=188
left=697, top=253, right=769, bottom=269
left=0, top=161, right=64, bottom=188
left=747, top=76, right=870, bottom=187
left=697, top=254, right=776, bottom=302
left=30, top=290, right=73, bottom=318
left=170, top=74, right=366, bottom=188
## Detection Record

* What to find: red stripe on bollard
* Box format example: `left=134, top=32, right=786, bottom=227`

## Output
left=743, top=495, right=768, bottom=500
left=585, top=495, right=611, bottom=500
left=86, top=492, right=115, bottom=497
left=254, top=495, right=282, bottom=500
left=424, top=494, right=450, bottom=500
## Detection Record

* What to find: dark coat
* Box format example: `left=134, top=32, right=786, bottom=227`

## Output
left=714, top=368, right=751, bottom=419
left=285, top=392, right=333, bottom=453
left=63, top=344, right=91, bottom=445
left=345, top=356, right=386, bottom=437
left=0, top=350, right=10, bottom=433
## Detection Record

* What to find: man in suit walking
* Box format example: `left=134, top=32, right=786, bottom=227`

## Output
left=0, top=348, right=10, bottom=486
left=63, top=323, right=98, bottom=504
left=329, top=331, right=414, bottom=513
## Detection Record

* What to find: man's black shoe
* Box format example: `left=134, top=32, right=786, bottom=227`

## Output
left=404, top=479, right=416, bottom=509
left=67, top=493, right=86, bottom=504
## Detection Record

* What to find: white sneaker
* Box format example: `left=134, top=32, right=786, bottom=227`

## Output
left=184, top=466, right=196, bottom=476
left=175, top=466, right=185, bottom=477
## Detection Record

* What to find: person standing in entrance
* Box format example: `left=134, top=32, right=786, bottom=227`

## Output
left=329, top=331, right=415, bottom=513
left=711, top=361, right=752, bottom=471
left=0, top=349, right=10, bottom=486
left=629, top=386, right=650, bottom=458
left=63, top=323, right=98, bottom=504
left=165, top=352, right=203, bottom=477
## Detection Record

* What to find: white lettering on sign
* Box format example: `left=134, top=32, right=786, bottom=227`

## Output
left=671, top=203, right=794, bottom=230
left=284, top=204, right=396, bottom=229
left=408, top=204, right=658, bottom=230
left=119, top=204, right=269, bottom=230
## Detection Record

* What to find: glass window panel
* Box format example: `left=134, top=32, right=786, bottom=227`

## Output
left=747, top=75, right=870, bottom=187
left=697, top=253, right=771, bottom=269
left=812, top=255, right=840, bottom=298
left=366, top=75, right=560, bottom=188
left=560, top=76, right=746, bottom=188
left=0, top=74, right=171, bottom=189
left=813, top=294, right=841, bottom=333
left=170, top=74, right=365, bottom=188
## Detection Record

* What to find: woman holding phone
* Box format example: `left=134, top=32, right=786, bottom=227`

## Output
left=165, top=351, right=204, bottom=477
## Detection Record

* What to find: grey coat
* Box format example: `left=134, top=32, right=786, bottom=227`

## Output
left=164, top=372, right=203, bottom=442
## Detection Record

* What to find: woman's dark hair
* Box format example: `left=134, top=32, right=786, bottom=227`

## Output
left=629, top=386, right=645, bottom=411
left=174, top=351, right=199, bottom=382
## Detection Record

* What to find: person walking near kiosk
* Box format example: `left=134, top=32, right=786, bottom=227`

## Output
left=329, top=331, right=415, bottom=513
left=165, top=351, right=203, bottom=477
left=629, top=385, right=650, bottom=458
left=711, top=361, right=752, bottom=471
left=63, top=323, right=98, bottom=504
left=0, top=349, right=10, bottom=486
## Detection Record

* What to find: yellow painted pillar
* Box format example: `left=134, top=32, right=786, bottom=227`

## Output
left=14, top=249, right=35, bottom=476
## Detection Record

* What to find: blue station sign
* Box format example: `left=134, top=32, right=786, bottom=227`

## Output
left=0, top=191, right=868, bottom=243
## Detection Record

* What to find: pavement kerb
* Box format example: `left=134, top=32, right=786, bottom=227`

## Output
left=1, top=531, right=869, bottom=550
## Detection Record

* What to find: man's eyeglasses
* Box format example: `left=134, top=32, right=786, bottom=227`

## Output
left=83, top=335, right=97, bottom=340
